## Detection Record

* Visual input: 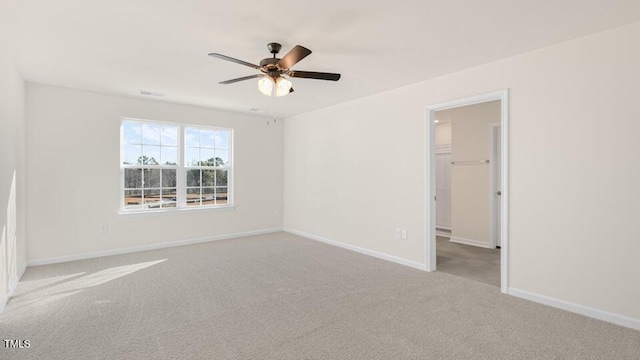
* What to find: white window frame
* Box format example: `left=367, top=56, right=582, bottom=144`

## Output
left=182, top=124, right=233, bottom=209
left=119, top=117, right=234, bottom=214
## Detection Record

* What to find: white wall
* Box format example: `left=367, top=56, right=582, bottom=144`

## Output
left=284, top=22, right=640, bottom=320
left=0, top=50, right=26, bottom=310
left=26, top=84, right=283, bottom=262
left=450, top=101, right=500, bottom=245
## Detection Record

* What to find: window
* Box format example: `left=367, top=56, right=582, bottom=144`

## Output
left=184, top=127, right=230, bottom=207
left=121, top=118, right=232, bottom=212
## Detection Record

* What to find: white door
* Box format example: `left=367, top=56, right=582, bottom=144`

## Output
left=492, top=125, right=502, bottom=247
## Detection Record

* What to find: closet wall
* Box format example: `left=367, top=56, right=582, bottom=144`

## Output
left=449, top=101, right=500, bottom=247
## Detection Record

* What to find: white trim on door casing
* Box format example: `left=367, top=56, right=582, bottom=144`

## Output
left=424, top=89, right=510, bottom=294
left=489, top=122, right=501, bottom=249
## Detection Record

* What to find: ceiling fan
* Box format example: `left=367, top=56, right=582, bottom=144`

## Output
left=208, top=43, right=341, bottom=97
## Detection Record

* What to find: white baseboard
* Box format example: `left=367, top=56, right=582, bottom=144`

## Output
left=435, top=231, right=451, bottom=238
left=508, top=288, right=640, bottom=331
left=283, top=227, right=427, bottom=271
left=450, top=236, right=494, bottom=249
left=27, top=228, right=283, bottom=267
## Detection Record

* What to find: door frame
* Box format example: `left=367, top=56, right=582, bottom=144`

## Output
left=424, top=89, right=510, bottom=294
left=489, top=122, right=501, bottom=249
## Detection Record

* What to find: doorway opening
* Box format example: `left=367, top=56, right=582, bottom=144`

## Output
left=425, top=90, right=509, bottom=293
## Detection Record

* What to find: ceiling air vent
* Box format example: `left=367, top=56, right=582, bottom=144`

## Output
left=140, top=90, right=165, bottom=97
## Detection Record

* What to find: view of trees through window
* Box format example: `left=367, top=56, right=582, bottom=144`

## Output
left=184, top=126, right=229, bottom=207
left=121, top=119, right=231, bottom=211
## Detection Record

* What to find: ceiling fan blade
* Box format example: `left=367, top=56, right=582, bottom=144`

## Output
left=277, top=45, right=312, bottom=69
left=219, top=74, right=264, bottom=84
left=208, top=53, right=261, bottom=69
left=287, top=70, right=341, bottom=81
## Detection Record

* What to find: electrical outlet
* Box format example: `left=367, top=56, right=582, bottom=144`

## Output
left=401, top=229, right=408, bottom=240
left=99, top=224, right=109, bottom=233
left=395, top=228, right=402, bottom=239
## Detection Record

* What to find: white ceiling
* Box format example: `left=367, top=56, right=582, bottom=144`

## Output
left=1, top=0, right=639, bottom=118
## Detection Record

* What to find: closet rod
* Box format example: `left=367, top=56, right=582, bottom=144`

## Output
left=450, top=160, right=490, bottom=165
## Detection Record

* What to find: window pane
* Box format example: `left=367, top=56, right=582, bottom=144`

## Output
left=124, top=189, right=143, bottom=209
left=144, top=188, right=161, bottom=197
left=215, top=170, right=228, bottom=186
left=185, top=128, right=200, bottom=147
left=141, top=124, right=161, bottom=145
left=215, top=131, right=229, bottom=149
left=215, top=149, right=229, bottom=166
left=141, top=146, right=160, bottom=165
left=161, top=126, right=178, bottom=146
left=202, top=170, right=215, bottom=187
left=161, top=188, right=177, bottom=208
left=202, top=188, right=215, bottom=206
left=161, top=169, right=177, bottom=188
left=123, top=145, right=141, bottom=165
left=123, top=122, right=141, bottom=144
left=187, top=169, right=201, bottom=186
left=185, top=148, right=199, bottom=166
left=186, top=188, right=200, bottom=206
left=124, top=168, right=142, bottom=188
left=216, top=187, right=228, bottom=205
left=201, top=130, right=215, bottom=148
left=144, top=169, right=160, bottom=188
left=143, top=189, right=161, bottom=209
left=162, top=188, right=177, bottom=200
left=201, top=148, right=215, bottom=166
left=161, top=146, right=178, bottom=165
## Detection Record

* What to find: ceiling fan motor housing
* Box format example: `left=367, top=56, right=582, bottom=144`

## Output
left=260, top=58, right=280, bottom=68
left=267, top=42, right=282, bottom=55
left=263, top=43, right=283, bottom=73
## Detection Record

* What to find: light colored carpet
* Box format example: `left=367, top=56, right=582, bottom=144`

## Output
left=1, top=232, right=638, bottom=359
left=436, top=236, right=501, bottom=287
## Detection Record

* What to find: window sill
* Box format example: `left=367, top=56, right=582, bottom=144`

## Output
left=119, top=204, right=235, bottom=217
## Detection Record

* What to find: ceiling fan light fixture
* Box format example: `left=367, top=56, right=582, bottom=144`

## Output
left=258, top=77, right=274, bottom=96
left=275, top=77, right=293, bottom=97
left=210, top=43, right=340, bottom=95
